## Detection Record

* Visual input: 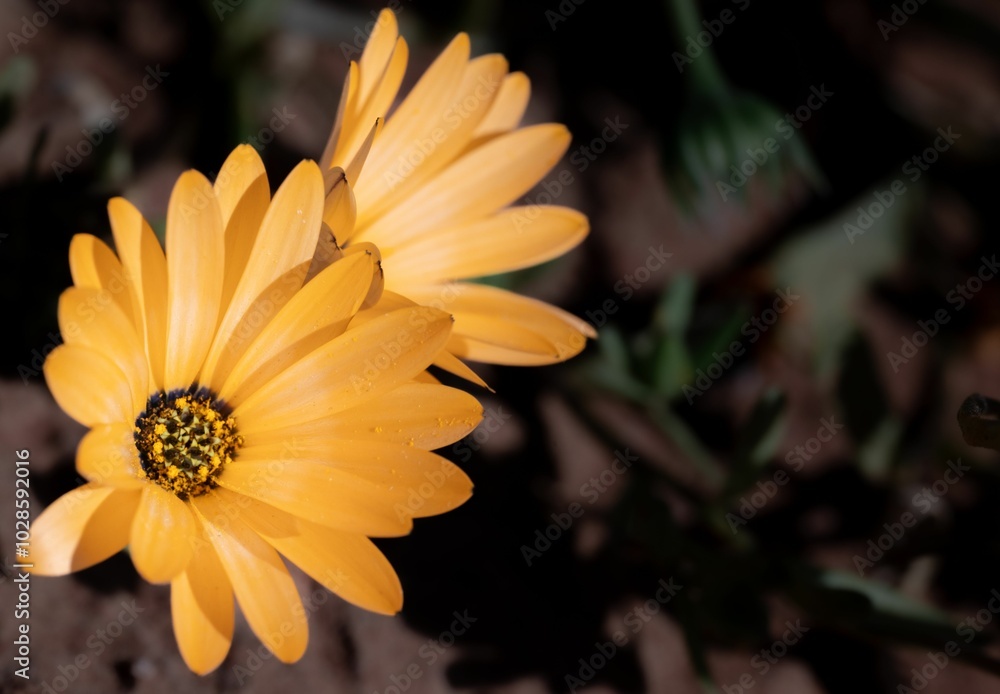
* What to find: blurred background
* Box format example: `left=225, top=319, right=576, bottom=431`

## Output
left=3, top=0, right=1000, bottom=692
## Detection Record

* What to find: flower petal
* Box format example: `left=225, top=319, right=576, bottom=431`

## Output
left=354, top=123, right=570, bottom=247
left=28, top=484, right=141, bottom=575
left=77, top=423, right=146, bottom=489
left=242, top=382, right=482, bottom=450
left=234, top=439, right=474, bottom=521
left=408, top=282, right=595, bottom=365
left=130, top=485, right=197, bottom=583
left=107, top=197, right=168, bottom=391
left=201, top=160, right=325, bottom=387
left=217, top=457, right=413, bottom=537
left=171, top=538, right=234, bottom=675
left=232, top=493, right=403, bottom=615
left=470, top=71, right=530, bottom=141
left=164, top=171, right=225, bottom=390
left=215, top=146, right=271, bottom=319
left=385, top=206, right=588, bottom=286
left=219, top=251, right=376, bottom=406
left=68, top=234, right=135, bottom=329
left=193, top=493, right=309, bottom=663
left=44, top=345, right=135, bottom=426
left=233, top=306, right=452, bottom=434
left=59, top=287, right=149, bottom=414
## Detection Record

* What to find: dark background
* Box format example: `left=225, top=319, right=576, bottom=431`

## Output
left=3, top=0, right=1000, bottom=692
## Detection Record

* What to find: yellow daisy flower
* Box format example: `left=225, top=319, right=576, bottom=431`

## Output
left=30, top=145, right=483, bottom=674
left=320, top=9, right=596, bottom=381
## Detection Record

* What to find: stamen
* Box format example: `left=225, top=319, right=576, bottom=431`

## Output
left=134, top=389, right=242, bottom=499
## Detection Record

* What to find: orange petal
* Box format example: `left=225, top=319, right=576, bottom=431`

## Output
left=107, top=197, right=168, bottom=391
left=192, top=493, right=308, bottom=663
left=232, top=307, right=452, bottom=434
left=164, top=171, right=225, bottom=390
left=219, top=251, right=376, bottom=406
left=76, top=423, right=146, bottom=489
left=242, top=382, right=482, bottom=450
left=234, top=439, right=474, bottom=522
left=28, top=484, right=141, bottom=575
left=354, top=124, right=570, bottom=247
left=201, top=160, right=325, bottom=387
left=217, top=457, right=413, bottom=537
left=385, top=206, right=588, bottom=286
left=130, top=485, right=196, bottom=583
left=44, top=345, right=134, bottom=426
left=58, top=286, right=149, bottom=414
left=408, top=282, right=595, bottom=365
left=68, top=234, right=135, bottom=331
left=231, top=493, right=403, bottom=615
left=470, top=71, right=530, bottom=141
left=171, top=534, right=234, bottom=674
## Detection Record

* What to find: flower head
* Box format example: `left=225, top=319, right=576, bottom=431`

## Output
left=320, top=10, right=595, bottom=382
left=31, top=145, right=483, bottom=674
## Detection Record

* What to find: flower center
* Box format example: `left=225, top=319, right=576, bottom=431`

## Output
left=134, top=389, right=242, bottom=499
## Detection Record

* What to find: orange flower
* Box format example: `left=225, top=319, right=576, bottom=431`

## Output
left=31, top=145, right=483, bottom=674
left=320, top=9, right=595, bottom=382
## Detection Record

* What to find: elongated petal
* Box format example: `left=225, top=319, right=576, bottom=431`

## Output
left=233, top=307, right=452, bottom=434
left=217, top=147, right=271, bottom=320
left=234, top=440, right=473, bottom=521
left=68, top=234, right=135, bottom=328
left=242, top=382, right=482, bottom=450
left=44, top=345, right=134, bottom=426
left=59, top=287, right=149, bottom=414
left=355, top=124, right=570, bottom=246
left=28, top=484, right=141, bottom=575
left=355, top=54, right=508, bottom=220
left=386, top=206, right=588, bottom=286
left=164, top=171, right=225, bottom=390
left=130, top=485, right=196, bottom=583
left=201, top=160, right=325, bottom=386
left=76, top=423, right=146, bottom=488
left=217, top=458, right=413, bottom=536
left=408, top=282, right=595, bottom=365
left=171, top=539, right=234, bottom=675
left=219, top=251, right=376, bottom=405
left=471, top=71, right=530, bottom=140
left=107, top=197, right=168, bottom=390
left=193, top=493, right=308, bottom=663
left=230, top=493, right=402, bottom=615
left=355, top=32, right=470, bottom=202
